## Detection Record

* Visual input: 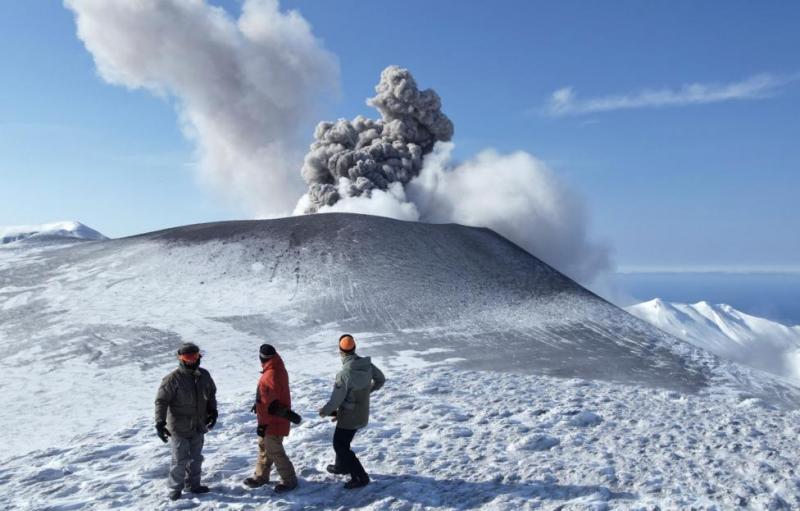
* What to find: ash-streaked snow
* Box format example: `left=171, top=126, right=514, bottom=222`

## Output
left=627, top=299, right=800, bottom=382
left=2, top=213, right=800, bottom=509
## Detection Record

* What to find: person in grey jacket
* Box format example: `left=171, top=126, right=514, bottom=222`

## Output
left=155, top=342, right=218, bottom=501
left=318, top=334, right=385, bottom=489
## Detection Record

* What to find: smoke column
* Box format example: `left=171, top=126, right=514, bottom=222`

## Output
left=297, top=67, right=610, bottom=282
left=298, top=66, right=453, bottom=213
left=65, top=0, right=338, bottom=216
left=66, top=1, right=609, bottom=282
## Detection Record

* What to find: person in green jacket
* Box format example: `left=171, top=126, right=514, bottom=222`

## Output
left=318, top=334, right=385, bottom=489
left=155, top=342, right=218, bottom=501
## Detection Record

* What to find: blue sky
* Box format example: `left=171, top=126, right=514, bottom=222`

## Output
left=1, top=0, right=798, bottom=271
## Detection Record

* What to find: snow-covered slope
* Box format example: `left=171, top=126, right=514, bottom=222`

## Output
left=627, top=299, right=800, bottom=382
left=3, top=368, right=800, bottom=510
left=0, top=221, right=107, bottom=244
left=2, top=214, right=800, bottom=509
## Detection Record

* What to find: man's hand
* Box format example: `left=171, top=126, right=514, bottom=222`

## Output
left=156, top=421, right=171, bottom=443
left=256, top=424, right=266, bottom=437
left=319, top=408, right=337, bottom=421
left=206, top=409, right=218, bottom=429
left=250, top=403, right=257, bottom=414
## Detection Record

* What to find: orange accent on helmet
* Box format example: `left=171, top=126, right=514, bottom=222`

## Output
left=339, top=335, right=356, bottom=353
left=179, top=352, right=200, bottom=363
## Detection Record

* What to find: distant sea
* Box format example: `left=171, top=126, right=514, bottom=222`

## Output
left=610, top=272, right=800, bottom=327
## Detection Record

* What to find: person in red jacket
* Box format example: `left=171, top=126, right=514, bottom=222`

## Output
left=243, top=344, right=297, bottom=493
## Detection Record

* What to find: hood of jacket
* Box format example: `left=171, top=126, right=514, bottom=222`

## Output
left=261, top=353, right=286, bottom=373
left=342, top=354, right=373, bottom=391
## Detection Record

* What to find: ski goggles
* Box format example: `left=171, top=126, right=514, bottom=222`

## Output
left=178, top=352, right=201, bottom=363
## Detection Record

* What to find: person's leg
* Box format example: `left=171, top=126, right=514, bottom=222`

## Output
left=168, top=435, right=191, bottom=491
left=332, top=432, right=344, bottom=471
left=186, top=433, right=205, bottom=490
left=332, top=428, right=358, bottom=476
left=350, top=445, right=369, bottom=483
left=328, top=428, right=346, bottom=473
left=265, top=435, right=297, bottom=488
left=253, top=435, right=273, bottom=483
left=334, top=428, right=368, bottom=488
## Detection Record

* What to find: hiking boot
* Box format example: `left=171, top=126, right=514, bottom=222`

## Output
left=244, top=477, right=269, bottom=488
left=168, top=489, right=181, bottom=501
left=273, top=482, right=297, bottom=493
left=326, top=464, right=346, bottom=475
left=189, top=485, right=210, bottom=494
left=343, top=476, right=369, bottom=490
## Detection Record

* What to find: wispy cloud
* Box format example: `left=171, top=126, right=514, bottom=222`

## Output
left=545, top=73, right=796, bottom=117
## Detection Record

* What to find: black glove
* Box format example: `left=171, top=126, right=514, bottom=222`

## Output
left=250, top=403, right=257, bottom=414
left=156, top=421, right=171, bottom=443
left=286, top=409, right=302, bottom=425
left=268, top=400, right=303, bottom=425
left=256, top=424, right=266, bottom=437
left=206, top=409, right=218, bottom=429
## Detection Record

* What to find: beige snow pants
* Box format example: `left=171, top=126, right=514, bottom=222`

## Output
left=254, top=434, right=297, bottom=486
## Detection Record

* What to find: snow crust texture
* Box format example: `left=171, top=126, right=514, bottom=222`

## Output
left=2, top=368, right=799, bottom=510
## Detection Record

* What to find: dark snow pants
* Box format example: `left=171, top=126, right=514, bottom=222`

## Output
left=333, top=427, right=368, bottom=481
left=168, top=433, right=205, bottom=490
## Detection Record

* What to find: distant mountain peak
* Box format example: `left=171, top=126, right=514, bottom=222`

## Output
left=627, top=298, right=800, bottom=382
left=0, top=221, right=107, bottom=245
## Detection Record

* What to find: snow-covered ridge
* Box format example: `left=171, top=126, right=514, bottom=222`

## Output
left=627, top=298, right=800, bottom=382
left=0, top=221, right=107, bottom=244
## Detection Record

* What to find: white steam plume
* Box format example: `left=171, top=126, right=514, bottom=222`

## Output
left=65, top=0, right=338, bottom=216
left=315, top=143, right=609, bottom=282
left=65, top=2, right=608, bottom=283
left=413, top=145, right=610, bottom=282
left=301, top=68, right=610, bottom=282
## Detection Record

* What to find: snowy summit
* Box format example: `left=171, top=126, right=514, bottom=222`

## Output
left=0, top=221, right=107, bottom=245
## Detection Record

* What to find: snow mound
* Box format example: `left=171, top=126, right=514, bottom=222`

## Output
left=2, top=368, right=799, bottom=510
left=0, top=221, right=107, bottom=245
left=509, top=433, right=561, bottom=452
left=569, top=410, right=603, bottom=427
left=627, top=299, right=800, bottom=382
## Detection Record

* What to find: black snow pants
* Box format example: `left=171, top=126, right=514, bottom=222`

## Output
left=333, top=427, right=368, bottom=481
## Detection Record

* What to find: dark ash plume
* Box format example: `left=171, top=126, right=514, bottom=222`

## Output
left=300, top=66, right=453, bottom=213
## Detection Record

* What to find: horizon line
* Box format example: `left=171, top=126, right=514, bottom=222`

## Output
left=617, top=265, right=800, bottom=275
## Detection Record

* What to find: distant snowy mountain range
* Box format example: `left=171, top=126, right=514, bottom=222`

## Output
left=0, top=221, right=107, bottom=244
left=627, top=299, right=800, bottom=382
